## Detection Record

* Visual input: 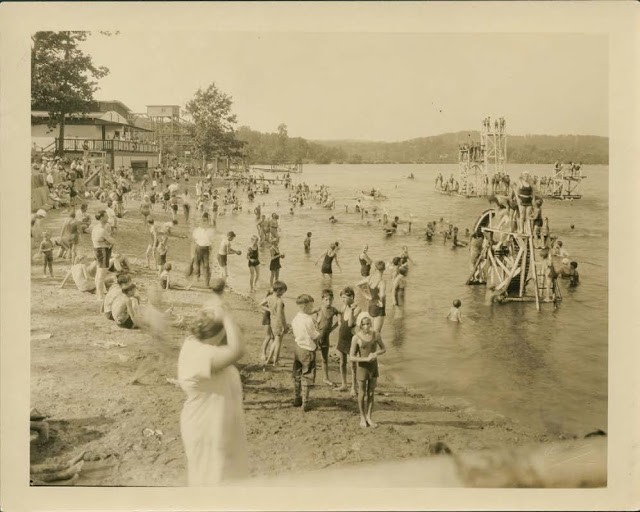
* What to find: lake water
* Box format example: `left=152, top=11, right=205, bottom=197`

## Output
left=213, top=163, right=608, bottom=436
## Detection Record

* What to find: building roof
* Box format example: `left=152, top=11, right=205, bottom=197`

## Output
left=97, top=100, right=132, bottom=112
left=31, top=110, right=153, bottom=132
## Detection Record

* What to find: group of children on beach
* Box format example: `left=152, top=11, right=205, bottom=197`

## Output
left=257, top=280, right=386, bottom=426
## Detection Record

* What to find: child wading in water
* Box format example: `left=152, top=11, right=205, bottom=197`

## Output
left=269, top=238, right=285, bottom=287
left=349, top=312, right=386, bottom=427
left=291, top=294, right=321, bottom=412
left=447, top=299, right=462, bottom=322
left=303, top=232, right=312, bottom=254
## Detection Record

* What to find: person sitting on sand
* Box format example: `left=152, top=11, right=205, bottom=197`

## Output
left=111, top=282, right=140, bottom=329
left=75, top=203, right=91, bottom=234
left=59, top=255, right=97, bottom=293
left=102, top=273, right=132, bottom=320
left=349, top=312, right=386, bottom=428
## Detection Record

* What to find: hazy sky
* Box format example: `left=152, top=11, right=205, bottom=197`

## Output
left=80, top=32, right=608, bottom=141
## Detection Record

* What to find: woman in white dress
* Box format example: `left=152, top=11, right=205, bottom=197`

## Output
left=177, top=305, right=249, bottom=486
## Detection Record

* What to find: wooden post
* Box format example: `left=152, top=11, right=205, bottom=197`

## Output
left=529, top=233, right=540, bottom=311
left=519, top=235, right=527, bottom=297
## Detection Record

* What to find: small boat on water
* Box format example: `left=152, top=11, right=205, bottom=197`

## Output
left=359, top=189, right=387, bottom=201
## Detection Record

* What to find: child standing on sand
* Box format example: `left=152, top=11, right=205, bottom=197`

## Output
left=140, top=195, right=151, bottom=226
left=265, top=280, right=288, bottom=366
left=157, top=231, right=169, bottom=272
left=40, top=232, right=54, bottom=277
left=336, top=287, right=360, bottom=395
left=291, top=294, right=321, bottom=412
left=349, top=312, right=386, bottom=427
left=447, top=299, right=462, bottom=322
left=259, top=289, right=274, bottom=363
left=315, top=289, right=340, bottom=386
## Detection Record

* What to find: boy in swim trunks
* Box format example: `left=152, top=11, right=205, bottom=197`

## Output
left=217, top=231, right=241, bottom=279
left=315, top=289, right=340, bottom=386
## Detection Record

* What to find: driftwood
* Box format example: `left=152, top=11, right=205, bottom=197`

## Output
left=252, top=437, right=606, bottom=488
left=30, top=451, right=85, bottom=486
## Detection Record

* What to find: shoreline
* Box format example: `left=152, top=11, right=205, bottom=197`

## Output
left=30, top=197, right=557, bottom=486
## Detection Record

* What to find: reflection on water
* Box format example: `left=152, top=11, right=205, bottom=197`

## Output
left=216, top=163, right=607, bottom=436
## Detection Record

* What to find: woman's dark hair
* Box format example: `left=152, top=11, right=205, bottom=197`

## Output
left=95, top=210, right=106, bottom=221
left=375, top=260, right=386, bottom=272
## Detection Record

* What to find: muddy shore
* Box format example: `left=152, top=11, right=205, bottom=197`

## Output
left=30, top=197, right=554, bottom=486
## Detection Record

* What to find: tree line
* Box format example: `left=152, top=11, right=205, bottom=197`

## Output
left=310, top=132, right=609, bottom=165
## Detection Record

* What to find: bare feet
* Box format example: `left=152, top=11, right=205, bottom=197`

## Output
left=335, top=385, right=347, bottom=392
left=359, top=418, right=368, bottom=428
left=366, top=418, right=378, bottom=428
left=323, top=379, right=335, bottom=387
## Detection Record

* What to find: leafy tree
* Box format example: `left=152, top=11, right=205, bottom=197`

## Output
left=31, top=31, right=109, bottom=157
left=185, top=83, right=239, bottom=162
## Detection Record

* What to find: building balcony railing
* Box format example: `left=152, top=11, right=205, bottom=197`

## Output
left=57, top=138, right=158, bottom=154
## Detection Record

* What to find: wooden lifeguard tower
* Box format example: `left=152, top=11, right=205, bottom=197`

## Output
left=543, top=163, right=585, bottom=200
left=457, top=117, right=507, bottom=198
left=467, top=209, right=562, bottom=311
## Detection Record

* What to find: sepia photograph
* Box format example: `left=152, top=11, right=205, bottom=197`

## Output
left=2, top=2, right=639, bottom=510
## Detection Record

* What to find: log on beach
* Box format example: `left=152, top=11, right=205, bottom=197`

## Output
left=255, top=437, right=606, bottom=488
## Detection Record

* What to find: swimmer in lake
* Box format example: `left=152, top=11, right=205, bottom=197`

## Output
left=446, top=299, right=462, bottom=322
left=303, top=232, right=312, bottom=254
left=391, top=266, right=407, bottom=319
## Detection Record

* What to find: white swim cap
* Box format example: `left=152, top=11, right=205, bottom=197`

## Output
left=36, top=209, right=47, bottom=218
left=562, top=258, right=570, bottom=265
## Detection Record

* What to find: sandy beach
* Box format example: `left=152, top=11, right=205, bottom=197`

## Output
left=29, top=198, right=558, bottom=486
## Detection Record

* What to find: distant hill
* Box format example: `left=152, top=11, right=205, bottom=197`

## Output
left=311, top=132, right=608, bottom=165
